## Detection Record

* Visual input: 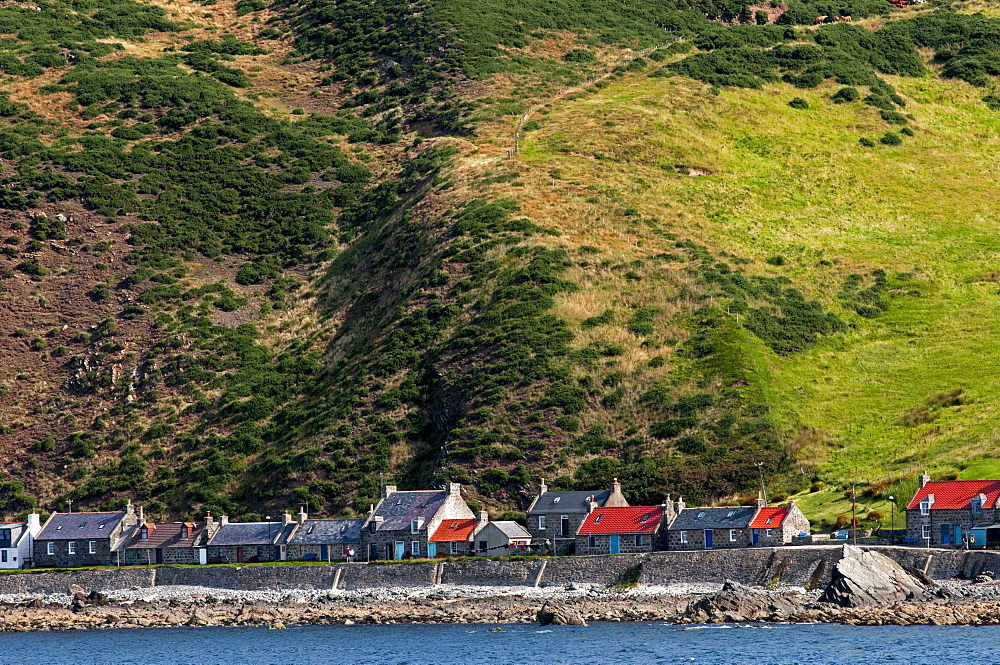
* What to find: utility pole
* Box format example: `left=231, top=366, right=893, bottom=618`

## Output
left=67, top=499, right=73, bottom=514
left=852, top=484, right=857, bottom=546
left=754, top=462, right=767, bottom=505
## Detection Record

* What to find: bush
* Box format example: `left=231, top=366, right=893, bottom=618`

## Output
left=831, top=86, right=860, bottom=103
left=765, top=255, right=785, bottom=266
left=788, top=97, right=809, bottom=109
left=859, top=137, right=876, bottom=147
left=880, top=131, right=902, bottom=146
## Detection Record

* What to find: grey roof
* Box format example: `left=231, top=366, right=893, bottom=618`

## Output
left=669, top=506, right=756, bottom=531
left=288, top=519, right=363, bottom=545
left=207, top=522, right=296, bottom=547
left=371, top=491, right=448, bottom=531
left=36, top=512, right=128, bottom=540
left=491, top=521, right=531, bottom=539
left=528, top=491, right=612, bottom=515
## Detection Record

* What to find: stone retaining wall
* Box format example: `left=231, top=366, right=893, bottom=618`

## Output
left=4, top=546, right=1000, bottom=595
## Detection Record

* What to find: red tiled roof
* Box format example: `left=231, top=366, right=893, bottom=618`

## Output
left=429, top=519, right=478, bottom=542
left=906, top=480, right=1000, bottom=510
left=749, top=507, right=788, bottom=529
left=125, top=522, right=205, bottom=549
left=578, top=506, right=664, bottom=535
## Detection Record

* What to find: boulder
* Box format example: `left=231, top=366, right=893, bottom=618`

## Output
left=680, top=580, right=804, bottom=624
left=820, top=545, right=937, bottom=608
left=536, top=602, right=587, bottom=626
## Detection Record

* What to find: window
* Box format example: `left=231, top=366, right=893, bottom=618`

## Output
left=411, top=541, right=419, bottom=556
left=680, top=531, right=688, bottom=544
left=560, top=515, right=570, bottom=537
left=765, top=529, right=772, bottom=538
left=1, top=550, right=6, bottom=563
left=588, top=535, right=596, bottom=548
left=68, top=541, right=76, bottom=555
left=449, top=541, right=458, bottom=554
left=47, top=542, right=54, bottom=555
left=727, top=511, right=735, bottom=518
left=370, top=522, right=378, bottom=533
left=973, top=499, right=983, bottom=514
left=922, top=525, right=931, bottom=539
left=0, top=528, right=10, bottom=545
left=181, top=526, right=189, bottom=540
left=641, top=513, right=650, bottom=523
left=552, top=497, right=560, bottom=504
left=765, top=517, right=775, bottom=525
left=697, top=512, right=705, bottom=519
left=635, top=534, right=643, bottom=547
left=538, top=515, right=546, bottom=530
left=920, top=500, right=931, bottom=516
left=594, top=514, right=603, bottom=524
left=729, top=530, right=738, bottom=542
left=89, top=541, right=96, bottom=554
left=140, top=526, right=148, bottom=540
left=479, top=540, right=487, bottom=552
left=411, top=520, right=420, bottom=534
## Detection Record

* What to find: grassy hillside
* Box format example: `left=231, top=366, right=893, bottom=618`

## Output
left=0, top=0, right=998, bottom=529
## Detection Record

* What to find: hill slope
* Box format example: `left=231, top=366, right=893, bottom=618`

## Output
left=0, top=0, right=999, bottom=529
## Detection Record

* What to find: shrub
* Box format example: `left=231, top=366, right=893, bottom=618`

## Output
left=788, top=97, right=809, bottom=109
left=765, top=255, right=786, bottom=266
left=88, top=283, right=111, bottom=301
left=880, top=132, right=902, bottom=146
left=859, top=137, right=876, bottom=147
left=832, top=86, right=860, bottom=103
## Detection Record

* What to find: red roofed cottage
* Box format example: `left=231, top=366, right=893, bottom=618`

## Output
left=905, top=473, right=1000, bottom=547
left=574, top=504, right=672, bottom=555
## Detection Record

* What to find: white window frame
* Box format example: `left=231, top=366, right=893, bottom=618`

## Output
left=449, top=541, right=458, bottom=555
left=765, top=529, right=772, bottom=538
left=922, top=524, right=931, bottom=540
left=538, top=515, right=546, bottom=530
left=68, top=541, right=76, bottom=555
left=47, top=542, right=54, bottom=555
left=410, top=520, right=420, bottom=534
left=680, top=531, right=688, bottom=544
left=410, top=541, right=419, bottom=556
left=730, top=529, right=738, bottom=542
left=88, top=541, right=96, bottom=554
left=920, top=501, right=931, bottom=516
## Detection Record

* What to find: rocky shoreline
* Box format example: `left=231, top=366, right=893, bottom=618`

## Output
left=4, top=547, right=1000, bottom=631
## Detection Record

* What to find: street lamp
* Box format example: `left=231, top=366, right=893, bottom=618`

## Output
left=265, top=516, right=273, bottom=562
left=888, top=496, right=895, bottom=546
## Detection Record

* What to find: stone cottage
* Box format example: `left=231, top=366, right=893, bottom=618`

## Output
left=34, top=502, right=139, bottom=567
left=905, top=473, right=1000, bottom=547
left=205, top=514, right=297, bottom=564
left=526, top=478, right=630, bottom=554
left=360, top=483, right=475, bottom=561
left=575, top=504, right=672, bottom=555
left=474, top=521, right=532, bottom=556
left=666, top=501, right=757, bottom=550
left=427, top=515, right=484, bottom=557
left=748, top=501, right=811, bottom=546
left=122, top=517, right=218, bottom=566
left=0, top=514, right=41, bottom=569
left=286, top=513, right=364, bottom=561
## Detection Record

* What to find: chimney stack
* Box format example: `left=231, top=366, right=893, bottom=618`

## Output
left=605, top=477, right=629, bottom=507
left=540, top=478, right=548, bottom=495
left=448, top=482, right=462, bottom=496
left=381, top=485, right=397, bottom=499
left=220, top=514, right=229, bottom=526
left=919, top=471, right=931, bottom=488
left=205, top=511, right=214, bottom=527
left=588, top=500, right=598, bottom=513
left=282, top=511, right=293, bottom=526
left=676, top=496, right=686, bottom=513
left=27, top=513, right=40, bottom=533
left=478, top=510, right=489, bottom=526
left=138, top=505, right=145, bottom=523
left=298, top=506, right=308, bottom=526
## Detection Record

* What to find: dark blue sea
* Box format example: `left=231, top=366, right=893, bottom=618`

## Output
left=2, top=622, right=986, bottom=664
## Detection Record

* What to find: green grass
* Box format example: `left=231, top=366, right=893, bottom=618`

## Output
left=514, top=62, right=1000, bottom=526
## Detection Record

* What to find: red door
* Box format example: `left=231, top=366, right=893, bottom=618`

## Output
left=236, top=547, right=244, bottom=563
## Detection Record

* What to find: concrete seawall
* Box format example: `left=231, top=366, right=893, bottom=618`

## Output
left=6, top=546, right=1000, bottom=596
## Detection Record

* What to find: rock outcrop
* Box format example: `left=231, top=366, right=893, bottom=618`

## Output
left=536, top=602, right=588, bottom=626
left=819, top=545, right=940, bottom=608
left=679, top=580, right=804, bottom=623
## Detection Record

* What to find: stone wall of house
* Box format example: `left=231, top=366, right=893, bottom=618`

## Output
left=905, top=508, right=985, bottom=546
left=574, top=534, right=654, bottom=556
left=665, top=527, right=754, bottom=551
left=527, top=513, right=589, bottom=543
left=34, top=539, right=119, bottom=568
left=359, top=529, right=427, bottom=561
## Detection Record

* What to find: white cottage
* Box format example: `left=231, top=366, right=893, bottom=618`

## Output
left=0, top=514, right=41, bottom=569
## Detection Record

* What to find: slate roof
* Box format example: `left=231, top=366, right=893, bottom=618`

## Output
left=906, top=480, right=1000, bottom=511
left=207, top=522, right=296, bottom=547
left=429, top=519, right=479, bottom=542
left=528, top=490, right=613, bottom=515
left=288, top=519, right=363, bottom=545
left=749, top=507, right=789, bottom=529
left=370, top=491, right=448, bottom=531
left=669, top=506, right=756, bottom=531
left=36, top=512, right=128, bottom=540
left=578, top=506, right=665, bottom=535
left=124, top=523, right=205, bottom=549
left=491, top=521, right=532, bottom=539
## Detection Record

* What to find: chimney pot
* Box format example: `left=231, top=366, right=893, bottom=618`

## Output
left=220, top=514, right=229, bottom=526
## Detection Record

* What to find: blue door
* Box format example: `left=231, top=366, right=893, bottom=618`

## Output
left=320, top=544, right=328, bottom=561
left=427, top=543, right=436, bottom=558
left=941, top=524, right=951, bottom=545
left=954, top=525, right=963, bottom=546
left=395, top=542, right=405, bottom=560
left=752, top=529, right=759, bottom=546
left=610, top=535, right=620, bottom=554
left=705, top=529, right=714, bottom=549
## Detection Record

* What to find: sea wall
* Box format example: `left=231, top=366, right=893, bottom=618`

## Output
left=5, top=546, right=1000, bottom=595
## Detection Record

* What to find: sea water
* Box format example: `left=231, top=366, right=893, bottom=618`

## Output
left=1, top=622, right=984, bottom=665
